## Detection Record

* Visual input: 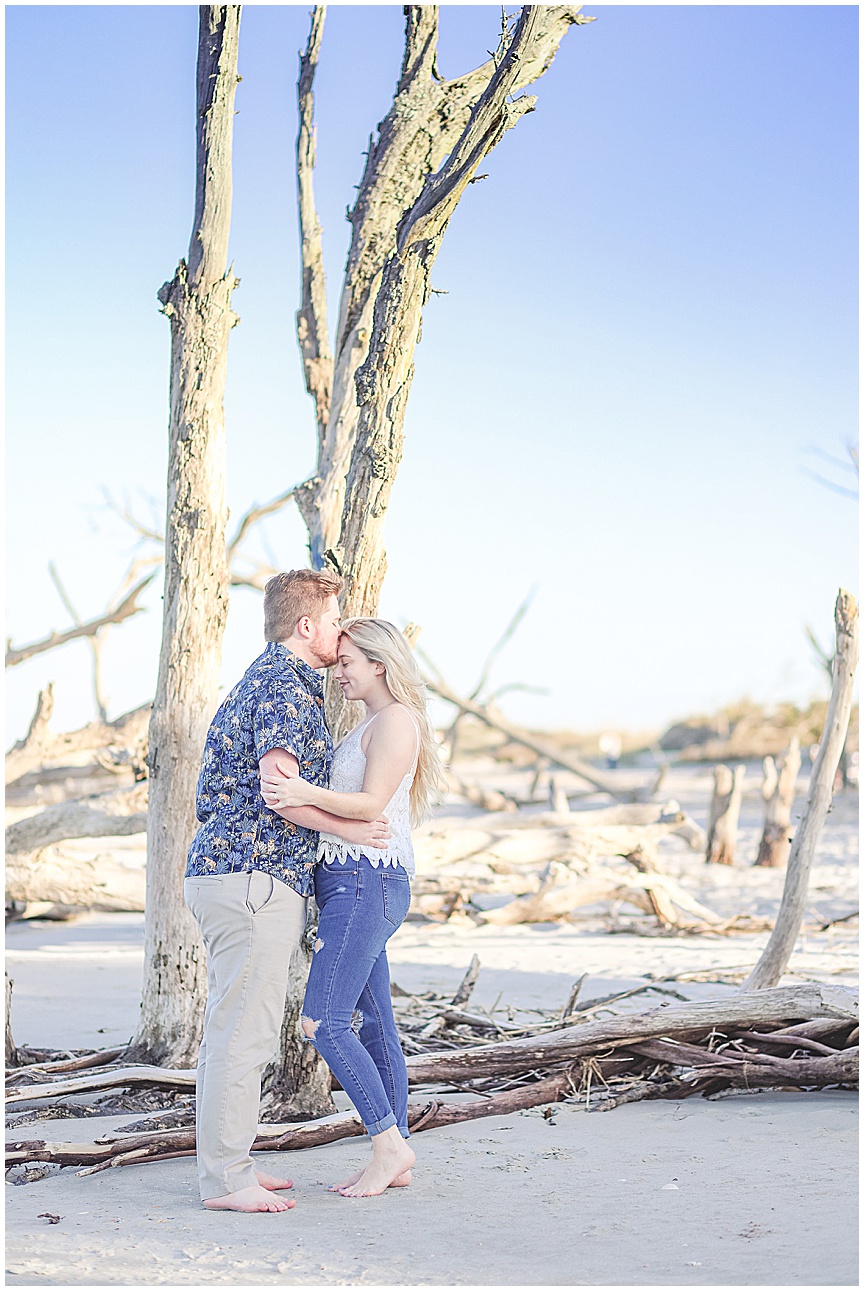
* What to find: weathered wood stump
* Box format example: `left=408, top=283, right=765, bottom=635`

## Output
left=706, top=764, right=745, bottom=865
left=755, top=736, right=801, bottom=868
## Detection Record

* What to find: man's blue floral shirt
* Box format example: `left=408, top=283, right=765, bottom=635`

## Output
left=185, top=642, right=332, bottom=897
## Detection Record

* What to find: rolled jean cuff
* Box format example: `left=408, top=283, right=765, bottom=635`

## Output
left=366, top=1110, right=398, bottom=1136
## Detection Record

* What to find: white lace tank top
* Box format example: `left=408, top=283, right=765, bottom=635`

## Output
left=316, top=706, right=420, bottom=878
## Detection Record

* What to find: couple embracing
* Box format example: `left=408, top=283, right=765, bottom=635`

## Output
left=183, top=568, right=441, bottom=1212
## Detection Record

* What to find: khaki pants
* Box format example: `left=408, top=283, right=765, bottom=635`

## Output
left=184, top=870, right=306, bottom=1200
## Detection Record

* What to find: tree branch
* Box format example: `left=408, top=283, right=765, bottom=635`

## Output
left=48, top=563, right=109, bottom=720
left=398, top=5, right=440, bottom=92
left=295, top=5, right=333, bottom=446
left=226, top=487, right=299, bottom=558
left=5, top=573, right=156, bottom=669
left=743, top=591, right=859, bottom=990
left=397, top=7, right=545, bottom=253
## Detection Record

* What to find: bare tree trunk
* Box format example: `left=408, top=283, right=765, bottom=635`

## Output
left=290, top=4, right=592, bottom=731
left=743, top=592, right=859, bottom=991
left=129, top=5, right=241, bottom=1066
left=755, top=735, right=801, bottom=867
left=260, top=921, right=335, bottom=1121
left=6, top=973, right=20, bottom=1067
left=705, top=764, right=745, bottom=865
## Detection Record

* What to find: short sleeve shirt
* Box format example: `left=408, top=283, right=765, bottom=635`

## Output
left=185, top=642, right=332, bottom=897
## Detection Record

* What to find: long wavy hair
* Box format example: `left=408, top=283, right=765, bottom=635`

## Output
left=339, top=617, right=444, bottom=825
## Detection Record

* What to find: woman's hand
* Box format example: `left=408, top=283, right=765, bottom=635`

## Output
left=261, top=772, right=316, bottom=809
left=342, top=816, right=392, bottom=849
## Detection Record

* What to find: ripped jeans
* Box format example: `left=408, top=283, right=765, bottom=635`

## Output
left=302, top=857, right=412, bottom=1137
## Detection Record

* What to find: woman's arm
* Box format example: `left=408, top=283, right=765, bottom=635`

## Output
left=259, top=748, right=391, bottom=848
left=261, top=707, right=417, bottom=820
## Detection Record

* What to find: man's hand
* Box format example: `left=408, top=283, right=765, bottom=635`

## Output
left=341, top=815, right=391, bottom=849
left=261, top=772, right=313, bottom=810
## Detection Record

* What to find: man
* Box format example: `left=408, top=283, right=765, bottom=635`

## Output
left=184, top=568, right=389, bottom=1213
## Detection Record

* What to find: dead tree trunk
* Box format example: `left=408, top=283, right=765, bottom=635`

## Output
left=705, top=764, right=745, bottom=865
left=290, top=4, right=592, bottom=731
left=6, top=973, right=20, bottom=1067
left=755, top=735, right=801, bottom=867
left=260, top=921, right=335, bottom=1121
left=744, top=592, right=859, bottom=991
left=128, top=5, right=241, bottom=1066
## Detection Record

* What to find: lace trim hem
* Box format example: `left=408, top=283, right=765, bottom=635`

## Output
left=316, top=839, right=414, bottom=874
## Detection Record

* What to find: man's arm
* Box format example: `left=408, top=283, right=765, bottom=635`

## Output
left=259, top=748, right=390, bottom=847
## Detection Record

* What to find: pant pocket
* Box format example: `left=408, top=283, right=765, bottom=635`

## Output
left=245, top=869, right=275, bottom=914
left=381, top=869, right=411, bottom=926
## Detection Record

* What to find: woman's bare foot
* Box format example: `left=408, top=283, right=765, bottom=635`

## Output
left=338, top=1132, right=415, bottom=1198
left=327, top=1168, right=411, bottom=1193
left=256, top=1170, right=293, bottom=1191
left=203, top=1184, right=295, bottom=1213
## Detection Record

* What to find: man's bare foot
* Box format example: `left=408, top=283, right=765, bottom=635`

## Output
left=256, top=1170, right=293, bottom=1191
left=338, top=1138, right=415, bottom=1198
left=203, top=1184, right=295, bottom=1213
left=327, top=1168, right=411, bottom=1193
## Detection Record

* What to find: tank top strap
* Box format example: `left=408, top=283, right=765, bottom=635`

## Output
left=360, top=703, right=421, bottom=772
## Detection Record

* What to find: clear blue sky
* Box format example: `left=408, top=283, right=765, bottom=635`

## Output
left=5, top=4, right=858, bottom=742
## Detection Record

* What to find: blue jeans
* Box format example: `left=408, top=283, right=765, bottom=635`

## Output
left=302, top=858, right=412, bottom=1137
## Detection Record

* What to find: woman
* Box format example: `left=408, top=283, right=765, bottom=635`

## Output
left=261, top=618, right=443, bottom=1198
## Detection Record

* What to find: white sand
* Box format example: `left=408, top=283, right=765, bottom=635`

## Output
left=5, top=766, right=859, bottom=1286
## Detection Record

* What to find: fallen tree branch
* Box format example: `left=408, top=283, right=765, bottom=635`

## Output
left=5, top=850, right=146, bottom=913
left=6, top=784, right=148, bottom=856
left=402, top=983, right=857, bottom=1083
left=5, top=1063, right=195, bottom=1106
left=6, top=699, right=151, bottom=786
left=686, top=1046, right=858, bottom=1089
left=7, top=1073, right=577, bottom=1172
left=424, top=675, right=643, bottom=802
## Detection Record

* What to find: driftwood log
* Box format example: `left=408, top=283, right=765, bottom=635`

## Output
left=401, top=983, right=856, bottom=1083
left=744, top=592, right=859, bottom=990
left=7, top=1074, right=577, bottom=1174
left=6, top=984, right=856, bottom=1173
left=5, top=691, right=151, bottom=787
left=705, top=764, right=745, bottom=865
left=5, top=850, right=146, bottom=914
left=755, top=737, right=801, bottom=868
left=6, top=785, right=148, bottom=857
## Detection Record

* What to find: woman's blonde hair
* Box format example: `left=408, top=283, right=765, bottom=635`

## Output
left=340, top=617, right=444, bottom=826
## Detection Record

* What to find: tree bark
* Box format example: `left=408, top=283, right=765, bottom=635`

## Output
left=705, top=764, right=745, bottom=865
left=289, top=5, right=592, bottom=731
left=260, top=919, right=335, bottom=1121
left=754, top=735, right=801, bottom=867
left=743, top=591, right=859, bottom=991
left=129, top=5, right=241, bottom=1066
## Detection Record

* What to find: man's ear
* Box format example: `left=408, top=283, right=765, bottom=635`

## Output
left=296, top=615, right=312, bottom=640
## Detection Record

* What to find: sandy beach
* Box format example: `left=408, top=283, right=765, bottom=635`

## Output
left=5, top=766, right=859, bottom=1286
